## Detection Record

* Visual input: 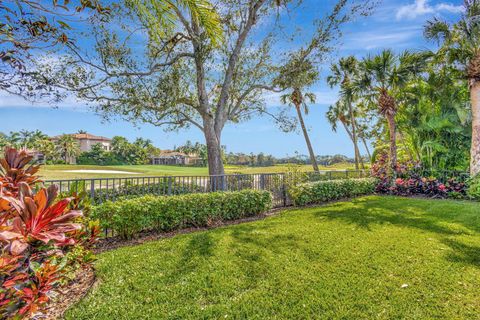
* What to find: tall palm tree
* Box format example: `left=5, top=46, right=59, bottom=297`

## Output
left=355, top=49, right=429, bottom=173
left=327, top=56, right=362, bottom=169
left=56, top=135, right=80, bottom=164
left=424, top=0, right=480, bottom=175
left=280, top=90, right=320, bottom=171
left=275, top=55, right=320, bottom=172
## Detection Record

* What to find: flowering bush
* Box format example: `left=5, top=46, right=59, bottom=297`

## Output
left=0, top=147, right=98, bottom=319
left=375, top=175, right=467, bottom=199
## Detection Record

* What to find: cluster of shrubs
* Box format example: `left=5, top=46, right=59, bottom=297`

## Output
left=375, top=176, right=468, bottom=199
left=288, top=178, right=376, bottom=206
left=92, top=189, right=272, bottom=239
left=0, top=148, right=98, bottom=318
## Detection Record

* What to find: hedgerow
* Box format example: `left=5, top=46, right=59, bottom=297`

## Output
left=288, top=178, right=376, bottom=206
left=92, top=189, right=272, bottom=239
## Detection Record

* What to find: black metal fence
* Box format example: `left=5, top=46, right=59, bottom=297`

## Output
left=43, top=170, right=371, bottom=208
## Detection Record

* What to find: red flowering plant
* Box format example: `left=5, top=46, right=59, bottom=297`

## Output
left=0, top=147, right=98, bottom=319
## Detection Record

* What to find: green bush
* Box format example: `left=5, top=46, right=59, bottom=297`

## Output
left=92, top=189, right=272, bottom=239
left=289, top=178, right=376, bottom=206
left=467, top=175, right=480, bottom=200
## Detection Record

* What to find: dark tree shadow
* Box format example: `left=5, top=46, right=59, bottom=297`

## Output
left=311, top=197, right=480, bottom=268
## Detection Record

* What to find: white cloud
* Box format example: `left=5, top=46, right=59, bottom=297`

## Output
left=396, top=0, right=464, bottom=20
left=341, top=26, right=421, bottom=51
left=0, top=91, right=88, bottom=110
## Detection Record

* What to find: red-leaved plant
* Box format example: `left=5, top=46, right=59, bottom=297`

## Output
left=0, top=182, right=83, bottom=255
left=0, top=147, right=96, bottom=319
left=0, top=147, right=41, bottom=197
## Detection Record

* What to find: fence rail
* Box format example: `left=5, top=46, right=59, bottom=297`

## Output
left=43, top=169, right=471, bottom=208
left=43, top=170, right=371, bottom=208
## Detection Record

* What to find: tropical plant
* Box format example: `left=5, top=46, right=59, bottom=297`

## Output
left=355, top=49, right=430, bottom=174
left=0, top=183, right=83, bottom=255
left=127, top=0, right=223, bottom=45
left=0, top=147, right=96, bottom=318
left=424, top=0, right=480, bottom=175
left=0, top=147, right=41, bottom=196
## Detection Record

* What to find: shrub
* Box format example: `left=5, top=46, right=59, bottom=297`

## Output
left=467, top=175, right=480, bottom=200
left=0, top=147, right=97, bottom=318
left=375, top=175, right=468, bottom=199
left=288, top=178, right=376, bottom=206
left=92, top=189, right=273, bottom=239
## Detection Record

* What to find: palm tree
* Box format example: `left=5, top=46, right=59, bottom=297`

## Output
left=355, top=49, right=429, bottom=173
left=327, top=56, right=362, bottom=169
left=326, top=100, right=365, bottom=168
left=128, top=0, right=223, bottom=45
left=280, top=90, right=320, bottom=171
left=275, top=55, right=320, bottom=172
left=424, top=1, right=480, bottom=175
left=56, top=135, right=80, bottom=164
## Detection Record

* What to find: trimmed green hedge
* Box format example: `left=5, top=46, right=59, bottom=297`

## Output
left=289, top=178, right=376, bottom=206
left=92, top=189, right=272, bottom=239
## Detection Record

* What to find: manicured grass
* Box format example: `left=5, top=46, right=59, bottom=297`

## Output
left=39, top=163, right=356, bottom=180
left=66, top=196, right=480, bottom=319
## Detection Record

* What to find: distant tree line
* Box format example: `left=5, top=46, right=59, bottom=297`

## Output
left=175, top=141, right=357, bottom=167
left=0, top=130, right=161, bottom=165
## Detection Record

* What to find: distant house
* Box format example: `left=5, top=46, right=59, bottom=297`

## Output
left=51, top=133, right=112, bottom=152
left=150, top=150, right=202, bottom=166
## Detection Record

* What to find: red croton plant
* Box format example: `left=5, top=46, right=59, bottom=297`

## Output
left=0, top=147, right=98, bottom=319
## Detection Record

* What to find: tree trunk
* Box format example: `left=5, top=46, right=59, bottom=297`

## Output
left=347, top=100, right=360, bottom=170
left=203, top=118, right=225, bottom=176
left=295, top=103, right=319, bottom=172
left=361, top=136, right=372, bottom=163
left=470, top=81, right=480, bottom=176
left=385, top=113, right=397, bottom=174
left=341, top=120, right=364, bottom=169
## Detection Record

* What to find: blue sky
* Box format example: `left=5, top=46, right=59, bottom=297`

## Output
left=0, top=0, right=463, bottom=157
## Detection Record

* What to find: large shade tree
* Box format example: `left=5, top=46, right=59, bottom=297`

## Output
left=44, top=0, right=371, bottom=175
left=424, top=0, right=480, bottom=175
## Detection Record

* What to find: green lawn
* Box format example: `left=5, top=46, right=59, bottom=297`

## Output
left=66, top=196, right=479, bottom=319
left=39, top=163, right=356, bottom=180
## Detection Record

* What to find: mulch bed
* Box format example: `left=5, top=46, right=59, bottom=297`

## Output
left=40, top=265, right=96, bottom=320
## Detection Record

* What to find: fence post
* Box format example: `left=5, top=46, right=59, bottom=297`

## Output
left=90, top=180, right=95, bottom=204
left=282, top=173, right=287, bottom=207
left=222, top=175, right=227, bottom=191
left=260, top=174, right=266, bottom=190
left=168, top=177, right=172, bottom=195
